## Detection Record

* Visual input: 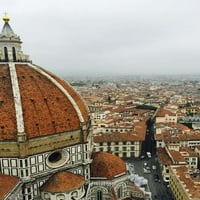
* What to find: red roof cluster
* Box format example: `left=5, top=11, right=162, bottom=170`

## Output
left=156, top=108, right=176, bottom=117
left=91, top=151, right=126, bottom=180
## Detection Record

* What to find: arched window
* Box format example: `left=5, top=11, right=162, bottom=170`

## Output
left=4, top=47, right=8, bottom=61
left=71, top=191, right=78, bottom=199
left=117, top=186, right=123, bottom=198
left=97, top=190, right=103, bottom=200
left=56, top=194, right=65, bottom=200
left=12, top=47, right=16, bottom=61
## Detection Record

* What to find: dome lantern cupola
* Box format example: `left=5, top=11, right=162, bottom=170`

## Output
left=0, top=14, right=30, bottom=62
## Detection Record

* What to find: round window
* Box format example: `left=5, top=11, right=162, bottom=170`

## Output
left=46, top=150, right=69, bottom=168
left=48, top=152, right=62, bottom=163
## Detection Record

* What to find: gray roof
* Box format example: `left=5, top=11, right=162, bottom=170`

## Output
left=1, top=22, right=15, bottom=35
left=0, top=21, right=21, bottom=44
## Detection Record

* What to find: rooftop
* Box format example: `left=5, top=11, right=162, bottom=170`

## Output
left=0, top=174, right=20, bottom=199
left=91, top=151, right=126, bottom=180
left=41, top=171, right=85, bottom=192
left=171, top=165, right=200, bottom=199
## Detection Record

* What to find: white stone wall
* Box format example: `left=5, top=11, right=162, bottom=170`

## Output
left=0, top=143, right=91, bottom=200
left=90, top=175, right=145, bottom=200
left=41, top=185, right=85, bottom=200
left=0, top=144, right=89, bottom=178
left=94, top=141, right=142, bottom=158
left=0, top=42, right=29, bottom=61
left=156, top=115, right=177, bottom=124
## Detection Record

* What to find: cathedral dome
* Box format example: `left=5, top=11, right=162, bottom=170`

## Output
left=0, top=63, right=89, bottom=140
left=0, top=16, right=90, bottom=157
left=90, top=151, right=126, bottom=180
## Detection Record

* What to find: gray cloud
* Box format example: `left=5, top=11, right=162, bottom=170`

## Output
left=2, top=0, right=200, bottom=76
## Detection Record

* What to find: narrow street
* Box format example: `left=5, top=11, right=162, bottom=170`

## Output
left=124, top=118, right=174, bottom=200
left=125, top=156, right=173, bottom=200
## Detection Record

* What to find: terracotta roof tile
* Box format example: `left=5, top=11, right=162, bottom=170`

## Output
left=171, top=165, right=200, bottom=199
left=155, top=129, right=200, bottom=142
left=16, top=65, right=81, bottom=138
left=156, top=108, right=176, bottom=117
left=0, top=174, right=20, bottom=199
left=180, top=147, right=198, bottom=157
left=43, top=68, right=89, bottom=121
left=157, top=148, right=172, bottom=165
left=94, top=121, right=146, bottom=142
left=0, top=64, right=89, bottom=140
left=0, top=65, right=17, bottom=140
left=91, top=151, right=126, bottom=180
left=41, top=171, right=85, bottom=192
left=169, top=150, right=185, bottom=163
left=94, top=131, right=145, bottom=143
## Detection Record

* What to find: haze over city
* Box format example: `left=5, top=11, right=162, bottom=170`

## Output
left=2, top=0, right=200, bottom=76
left=1, top=2, right=200, bottom=199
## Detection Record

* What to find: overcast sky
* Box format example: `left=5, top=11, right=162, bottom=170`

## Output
left=1, top=0, right=200, bottom=76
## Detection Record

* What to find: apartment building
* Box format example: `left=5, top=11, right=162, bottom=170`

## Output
left=169, top=165, right=200, bottom=200
left=93, top=122, right=146, bottom=158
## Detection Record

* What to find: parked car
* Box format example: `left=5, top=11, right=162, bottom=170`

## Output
left=144, top=168, right=151, bottom=174
left=152, top=165, right=156, bottom=170
left=146, top=152, right=151, bottom=158
left=146, top=166, right=151, bottom=170
left=144, top=162, right=147, bottom=167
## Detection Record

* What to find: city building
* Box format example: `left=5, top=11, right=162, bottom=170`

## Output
left=169, top=165, right=200, bottom=200
left=93, top=121, right=146, bottom=158
left=154, top=108, right=177, bottom=124
left=154, top=122, right=200, bottom=149
left=0, top=16, right=148, bottom=200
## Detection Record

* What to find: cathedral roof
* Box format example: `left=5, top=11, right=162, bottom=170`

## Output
left=41, top=171, right=85, bottom=192
left=0, top=174, right=20, bottom=199
left=0, top=63, right=89, bottom=140
left=0, top=17, right=89, bottom=142
left=90, top=151, right=126, bottom=180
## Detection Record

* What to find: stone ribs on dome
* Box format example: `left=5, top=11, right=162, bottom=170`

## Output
left=0, top=63, right=89, bottom=140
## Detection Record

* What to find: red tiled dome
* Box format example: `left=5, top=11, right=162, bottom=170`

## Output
left=91, top=151, right=126, bottom=180
left=41, top=171, right=85, bottom=192
left=0, top=63, right=89, bottom=140
left=0, top=174, right=20, bottom=199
